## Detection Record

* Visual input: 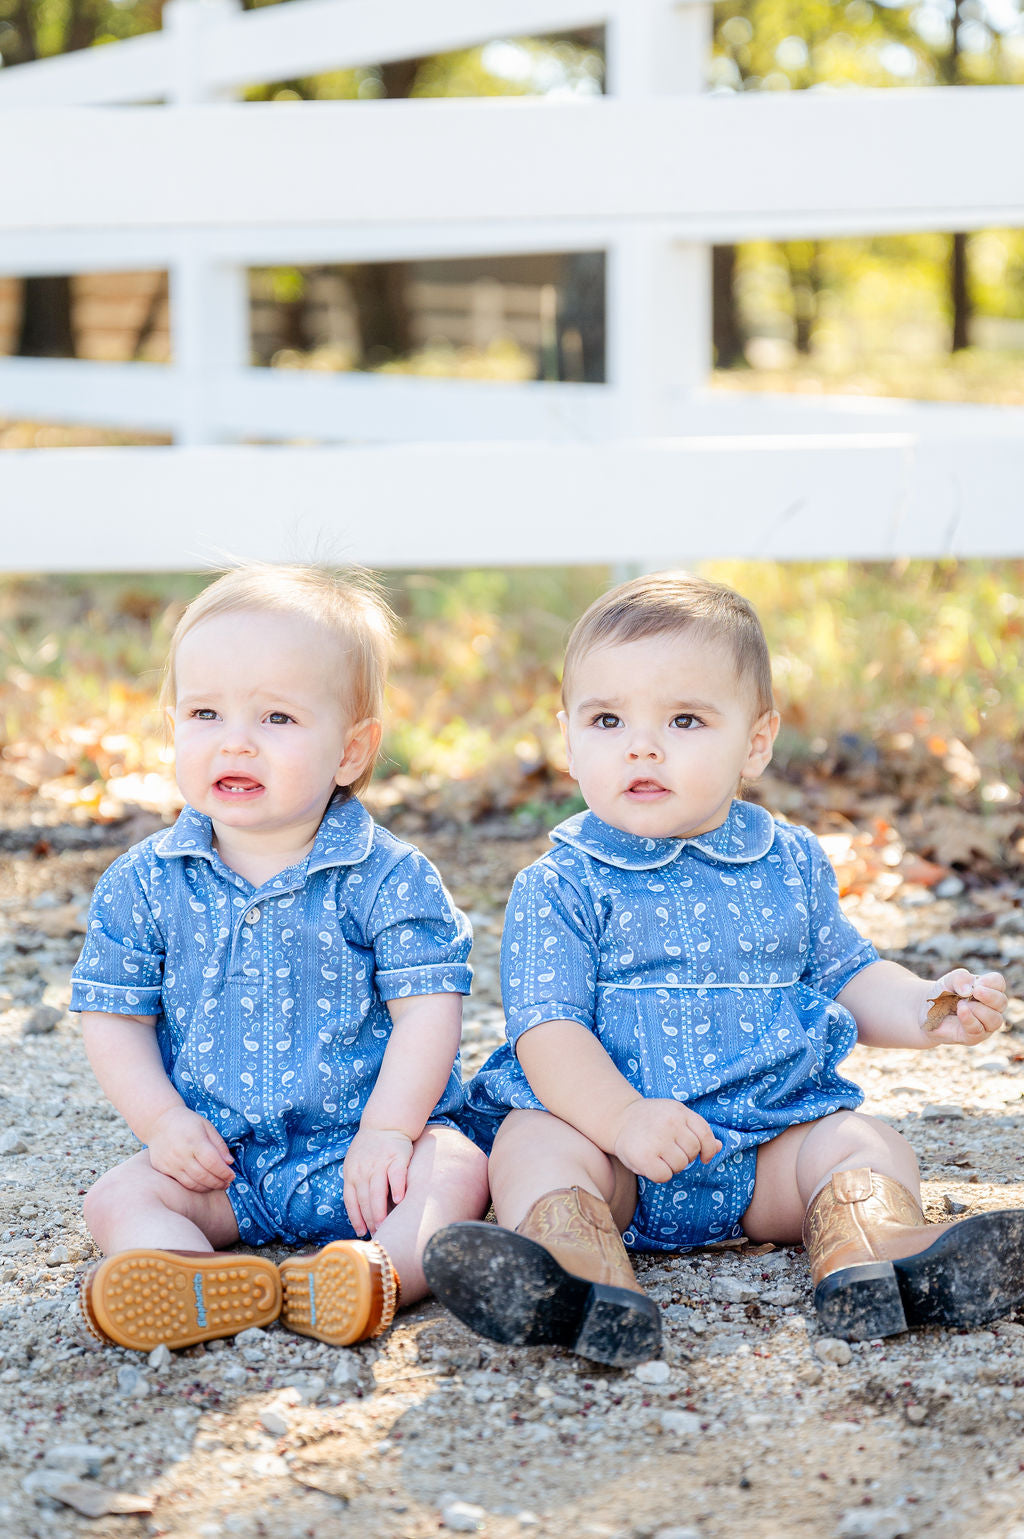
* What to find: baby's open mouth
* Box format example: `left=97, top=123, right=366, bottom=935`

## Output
left=215, top=776, right=264, bottom=795
left=626, top=779, right=667, bottom=797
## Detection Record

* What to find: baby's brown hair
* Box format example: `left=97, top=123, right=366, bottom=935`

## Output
left=562, top=570, right=774, bottom=719
left=162, top=563, right=395, bottom=797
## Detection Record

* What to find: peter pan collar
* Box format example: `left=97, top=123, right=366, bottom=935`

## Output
left=550, top=800, right=776, bottom=870
left=153, top=792, right=375, bottom=873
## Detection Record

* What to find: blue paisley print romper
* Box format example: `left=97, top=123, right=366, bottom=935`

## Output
left=71, top=795, right=473, bottom=1246
left=466, top=800, right=877, bottom=1251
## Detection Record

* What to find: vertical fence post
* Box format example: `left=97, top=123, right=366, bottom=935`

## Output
left=164, top=0, right=249, bottom=445
left=604, top=0, right=713, bottom=440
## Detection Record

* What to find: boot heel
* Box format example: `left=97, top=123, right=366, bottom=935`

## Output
left=814, top=1260, right=908, bottom=1341
left=575, top=1284, right=662, bottom=1367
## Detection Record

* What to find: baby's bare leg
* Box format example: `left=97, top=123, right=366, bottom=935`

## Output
left=742, top=1110, right=919, bottom=1243
left=84, top=1149, right=240, bottom=1255
left=372, top=1125, right=489, bottom=1303
left=488, top=1108, right=638, bottom=1233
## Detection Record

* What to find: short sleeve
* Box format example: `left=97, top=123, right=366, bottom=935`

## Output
left=367, top=850, right=473, bottom=1001
left=70, top=854, right=165, bottom=1016
left=798, top=831, right=879, bottom=998
left=501, top=861, right=600, bottom=1051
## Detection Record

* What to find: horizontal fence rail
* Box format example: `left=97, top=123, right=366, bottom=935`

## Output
left=2, top=436, right=1023, bottom=572
left=4, top=92, right=1024, bottom=241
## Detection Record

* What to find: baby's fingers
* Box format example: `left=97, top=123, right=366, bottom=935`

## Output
left=343, top=1179, right=369, bottom=1239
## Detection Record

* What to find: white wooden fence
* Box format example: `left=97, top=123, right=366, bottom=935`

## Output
left=0, top=0, right=1022, bottom=571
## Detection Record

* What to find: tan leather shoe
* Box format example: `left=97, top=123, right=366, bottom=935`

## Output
left=279, top=1239, right=400, bottom=1346
left=80, top=1250, right=281, bottom=1352
left=423, top=1187, right=661, bottom=1367
left=804, top=1167, right=1024, bottom=1340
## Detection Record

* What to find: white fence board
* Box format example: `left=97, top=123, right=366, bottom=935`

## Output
left=2, top=357, right=1021, bottom=446
left=4, top=92, right=1023, bottom=240
left=0, top=0, right=632, bottom=107
left=3, top=435, right=1024, bottom=572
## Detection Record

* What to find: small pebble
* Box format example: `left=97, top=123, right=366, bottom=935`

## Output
left=634, top=1360, right=671, bottom=1384
left=943, top=1194, right=969, bottom=1215
left=904, top=1403, right=928, bottom=1425
left=441, top=1501, right=487, bottom=1532
left=148, top=1345, right=173, bottom=1370
left=814, top=1337, right=853, bottom=1367
left=921, top=1104, right=964, bottom=1121
left=23, top=1004, right=62, bottom=1036
left=659, top=1410, right=702, bottom=1436
left=45, top=1246, right=69, bottom=1267
left=0, top=1132, right=29, bottom=1156
left=711, top=1276, right=759, bottom=1304
left=235, top=1327, right=267, bottom=1349
left=259, top=1409, right=290, bottom=1436
left=935, top=875, right=966, bottom=899
left=652, top=1529, right=701, bottom=1539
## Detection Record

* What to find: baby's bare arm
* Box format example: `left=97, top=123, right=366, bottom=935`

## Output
left=517, top=1019, right=721, bottom=1180
left=838, top=959, right=1007, bottom=1048
left=344, top=992, right=464, bottom=1236
left=80, top=1011, right=234, bottom=1191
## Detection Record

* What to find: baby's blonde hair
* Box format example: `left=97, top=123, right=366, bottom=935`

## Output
left=162, top=563, right=395, bottom=797
left=562, top=570, right=774, bottom=718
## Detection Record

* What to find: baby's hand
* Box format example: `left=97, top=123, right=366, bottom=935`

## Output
left=611, top=1097, right=722, bottom=1183
left=343, top=1128, right=414, bottom=1237
left=145, top=1105, right=235, bottom=1192
left=921, top=968, right=1007, bottom=1046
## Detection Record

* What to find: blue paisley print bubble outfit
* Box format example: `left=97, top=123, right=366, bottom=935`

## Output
left=466, top=799, right=878, bottom=1252
left=70, top=794, right=473, bottom=1246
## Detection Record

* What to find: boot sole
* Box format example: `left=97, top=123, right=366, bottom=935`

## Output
left=423, top=1221, right=662, bottom=1367
left=815, top=1209, right=1024, bottom=1341
left=279, top=1242, right=381, bottom=1346
left=81, top=1250, right=281, bottom=1352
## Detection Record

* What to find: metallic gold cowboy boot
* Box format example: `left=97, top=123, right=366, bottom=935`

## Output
left=80, top=1250, right=282, bottom=1352
left=804, top=1167, right=1024, bottom=1341
left=423, top=1186, right=661, bottom=1367
left=279, top=1239, right=401, bottom=1346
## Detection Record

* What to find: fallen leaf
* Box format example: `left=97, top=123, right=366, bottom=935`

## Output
left=924, top=990, right=962, bottom=1031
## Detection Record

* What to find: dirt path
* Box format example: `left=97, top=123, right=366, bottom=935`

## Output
left=2, top=809, right=1024, bottom=1539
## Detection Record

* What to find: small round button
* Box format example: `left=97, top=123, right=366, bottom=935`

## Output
left=245, top=907, right=261, bottom=924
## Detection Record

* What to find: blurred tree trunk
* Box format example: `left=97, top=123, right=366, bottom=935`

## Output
left=17, top=277, right=76, bottom=357
left=348, top=59, right=421, bottom=364
left=783, top=241, right=821, bottom=356
left=950, top=232, right=971, bottom=352
left=945, top=0, right=972, bottom=352
left=712, top=245, right=745, bottom=368
left=557, top=252, right=605, bottom=382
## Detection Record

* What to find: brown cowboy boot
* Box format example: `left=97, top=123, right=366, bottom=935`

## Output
left=80, top=1250, right=282, bottom=1352
left=279, top=1239, right=401, bottom=1346
left=423, top=1186, right=661, bottom=1367
left=804, top=1167, right=1024, bottom=1340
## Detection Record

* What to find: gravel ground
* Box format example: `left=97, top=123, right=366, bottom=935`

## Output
left=3, top=807, right=1024, bottom=1539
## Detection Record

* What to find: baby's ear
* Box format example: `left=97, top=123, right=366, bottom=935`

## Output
left=336, top=717, right=383, bottom=787
left=744, top=709, right=780, bottom=781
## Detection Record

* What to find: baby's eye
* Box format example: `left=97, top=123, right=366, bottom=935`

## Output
left=266, top=711, right=295, bottom=726
left=190, top=708, right=218, bottom=721
left=592, top=712, right=621, bottom=730
left=671, top=714, right=701, bottom=730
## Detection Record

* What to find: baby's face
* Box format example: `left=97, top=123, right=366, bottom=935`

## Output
left=170, top=610, right=376, bottom=846
left=560, top=631, right=778, bottom=841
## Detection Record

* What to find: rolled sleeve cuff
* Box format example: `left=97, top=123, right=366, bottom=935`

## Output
left=70, top=978, right=162, bottom=1015
left=375, top=962, right=473, bottom=1001
left=815, top=941, right=880, bottom=1000
left=507, top=1001, right=594, bottom=1053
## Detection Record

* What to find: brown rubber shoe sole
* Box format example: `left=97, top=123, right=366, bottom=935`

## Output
left=279, top=1240, right=396, bottom=1346
left=80, top=1250, right=282, bottom=1352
